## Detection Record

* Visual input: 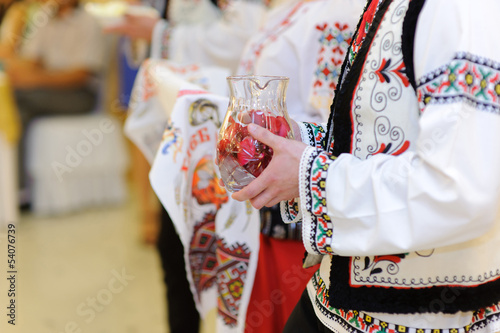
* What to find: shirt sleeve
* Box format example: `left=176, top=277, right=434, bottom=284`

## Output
left=300, top=0, right=500, bottom=256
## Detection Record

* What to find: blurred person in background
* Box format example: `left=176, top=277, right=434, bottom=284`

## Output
left=0, top=0, right=38, bottom=59
left=105, top=0, right=265, bottom=71
left=107, top=0, right=222, bottom=246
left=4, top=0, right=104, bottom=205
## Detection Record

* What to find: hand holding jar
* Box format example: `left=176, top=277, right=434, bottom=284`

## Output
left=216, top=75, right=294, bottom=192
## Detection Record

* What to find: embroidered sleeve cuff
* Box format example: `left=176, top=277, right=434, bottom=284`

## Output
left=151, top=19, right=171, bottom=59
left=280, top=198, right=301, bottom=224
left=300, top=146, right=337, bottom=255
left=299, top=122, right=327, bottom=149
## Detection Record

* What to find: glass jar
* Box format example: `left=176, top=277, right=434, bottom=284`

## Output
left=216, top=75, right=293, bottom=192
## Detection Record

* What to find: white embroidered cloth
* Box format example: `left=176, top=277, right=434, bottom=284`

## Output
left=149, top=87, right=260, bottom=333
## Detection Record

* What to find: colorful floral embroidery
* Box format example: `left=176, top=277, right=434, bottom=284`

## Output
left=311, top=21, right=353, bottom=110
left=472, top=304, right=500, bottom=331
left=216, top=239, right=251, bottom=327
left=374, top=58, right=410, bottom=87
left=302, top=122, right=327, bottom=149
left=301, top=148, right=336, bottom=255
left=349, top=0, right=383, bottom=64
left=417, top=52, right=500, bottom=115
left=311, top=271, right=500, bottom=333
left=281, top=197, right=300, bottom=223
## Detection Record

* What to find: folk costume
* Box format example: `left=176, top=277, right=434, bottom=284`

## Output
left=282, top=0, right=500, bottom=331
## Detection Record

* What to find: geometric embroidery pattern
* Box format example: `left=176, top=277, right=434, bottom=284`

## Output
left=303, top=122, right=328, bottom=149
left=283, top=123, right=328, bottom=225
left=310, top=22, right=353, bottom=111
left=302, top=148, right=336, bottom=255
left=189, top=212, right=218, bottom=301
left=313, top=22, right=353, bottom=92
left=216, top=239, right=251, bottom=327
left=281, top=197, right=300, bottom=223
left=310, top=270, right=500, bottom=333
left=417, top=52, right=500, bottom=115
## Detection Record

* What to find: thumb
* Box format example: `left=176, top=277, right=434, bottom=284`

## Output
left=248, top=123, right=284, bottom=150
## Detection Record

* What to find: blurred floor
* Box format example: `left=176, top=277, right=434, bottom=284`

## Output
left=0, top=190, right=168, bottom=333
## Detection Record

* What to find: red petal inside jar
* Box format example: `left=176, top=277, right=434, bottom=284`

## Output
left=237, top=136, right=257, bottom=166
left=266, top=115, right=280, bottom=135
left=217, top=138, right=231, bottom=159
left=251, top=110, right=266, bottom=127
left=277, top=116, right=291, bottom=137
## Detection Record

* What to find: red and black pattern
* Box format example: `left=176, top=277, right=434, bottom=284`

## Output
left=302, top=122, right=327, bottom=149
left=281, top=197, right=300, bottom=223
left=283, top=123, right=327, bottom=224
left=328, top=0, right=393, bottom=157
left=216, top=239, right=251, bottom=327
left=189, top=212, right=218, bottom=300
left=311, top=270, right=500, bottom=333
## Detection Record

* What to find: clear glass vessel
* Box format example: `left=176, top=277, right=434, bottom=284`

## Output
left=216, top=75, right=293, bottom=192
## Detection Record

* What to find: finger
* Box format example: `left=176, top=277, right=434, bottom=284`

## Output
left=247, top=123, right=284, bottom=151
left=249, top=189, right=282, bottom=210
left=231, top=176, right=266, bottom=202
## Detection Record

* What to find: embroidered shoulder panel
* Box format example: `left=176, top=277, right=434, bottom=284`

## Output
left=417, top=52, right=500, bottom=115
left=310, top=21, right=354, bottom=111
